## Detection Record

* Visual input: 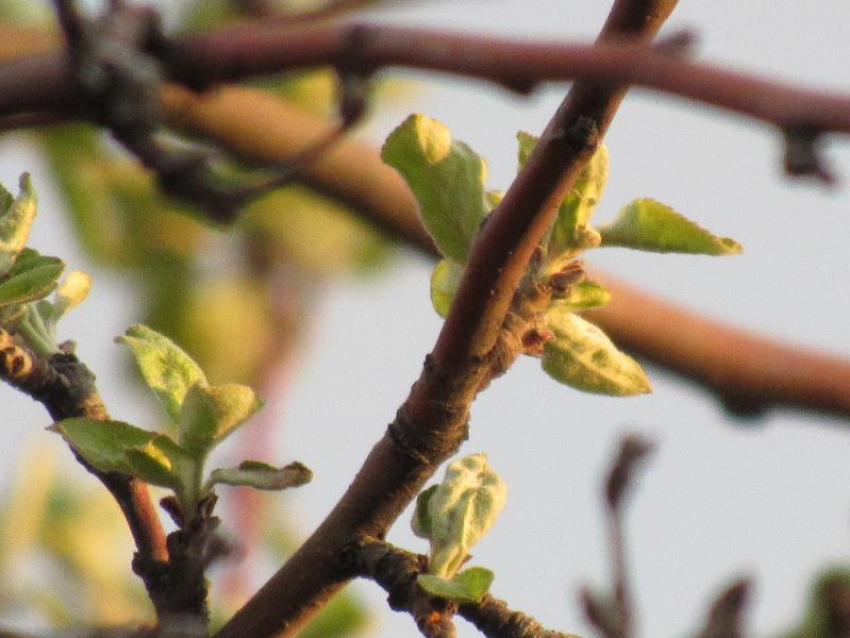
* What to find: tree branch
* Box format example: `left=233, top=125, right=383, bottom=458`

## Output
left=6, top=21, right=850, bottom=149
left=155, top=84, right=850, bottom=423
left=585, top=276, right=850, bottom=421
left=214, top=1, right=678, bottom=636
left=351, top=537, right=578, bottom=638
left=0, top=329, right=170, bottom=615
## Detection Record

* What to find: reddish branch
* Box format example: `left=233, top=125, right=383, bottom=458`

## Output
left=586, top=277, right=850, bottom=420
left=0, top=329, right=170, bottom=614
left=5, top=21, right=850, bottom=141
left=352, top=538, right=577, bottom=638
left=214, top=1, right=678, bottom=636
left=157, top=85, right=850, bottom=423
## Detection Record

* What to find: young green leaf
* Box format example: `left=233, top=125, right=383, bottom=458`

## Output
left=207, top=460, right=312, bottom=491
left=425, top=454, right=507, bottom=578
left=51, top=417, right=187, bottom=488
left=52, top=270, right=92, bottom=319
left=125, top=443, right=183, bottom=489
left=597, top=199, right=743, bottom=255
left=430, top=259, right=463, bottom=318
left=179, top=382, right=264, bottom=457
left=552, top=279, right=612, bottom=312
left=0, top=249, right=64, bottom=307
left=117, top=325, right=207, bottom=423
left=518, top=132, right=607, bottom=270
left=382, top=114, right=489, bottom=263
left=542, top=308, right=651, bottom=396
left=411, top=484, right=439, bottom=540
left=417, top=567, right=495, bottom=604
left=0, top=173, right=38, bottom=276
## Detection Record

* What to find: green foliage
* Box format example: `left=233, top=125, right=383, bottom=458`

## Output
left=207, top=461, right=312, bottom=492
left=517, top=132, right=607, bottom=274
left=178, top=382, right=263, bottom=457
left=597, top=198, right=743, bottom=254
left=412, top=454, right=505, bottom=602
left=0, top=174, right=91, bottom=355
left=553, top=279, right=612, bottom=313
left=54, top=326, right=307, bottom=524
left=411, top=455, right=504, bottom=602
left=0, top=248, right=63, bottom=307
left=51, top=419, right=189, bottom=491
left=0, top=173, right=37, bottom=275
left=429, top=259, right=463, bottom=318
left=117, top=324, right=208, bottom=425
left=382, top=114, right=490, bottom=264
left=781, top=568, right=850, bottom=638
left=542, top=308, right=651, bottom=396
left=384, top=116, right=742, bottom=397
left=417, top=567, right=495, bottom=604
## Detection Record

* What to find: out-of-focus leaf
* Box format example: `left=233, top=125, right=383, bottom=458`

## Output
left=781, top=568, right=850, bottom=638
left=177, top=276, right=275, bottom=385
left=117, top=324, right=207, bottom=424
left=0, top=173, right=37, bottom=276
left=598, top=199, right=742, bottom=255
left=542, top=307, right=651, bottom=396
left=430, top=259, right=463, bottom=318
left=247, top=186, right=391, bottom=277
left=383, top=114, right=488, bottom=263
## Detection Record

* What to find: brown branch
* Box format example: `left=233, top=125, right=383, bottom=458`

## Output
left=351, top=538, right=456, bottom=638
left=156, top=84, right=850, bottom=423
left=457, top=596, right=579, bottom=638
left=6, top=21, right=850, bottom=144
left=694, top=579, right=752, bottom=638
left=585, top=276, right=850, bottom=421
left=214, top=2, right=677, bottom=636
left=581, top=435, right=655, bottom=638
left=351, top=538, right=577, bottom=638
left=0, top=329, right=170, bottom=615
left=164, top=22, right=850, bottom=136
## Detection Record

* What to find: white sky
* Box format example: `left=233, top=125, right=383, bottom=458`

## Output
left=2, top=2, right=850, bottom=637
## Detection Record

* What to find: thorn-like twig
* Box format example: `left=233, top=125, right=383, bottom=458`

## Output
left=783, top=127, right=836, bottom=185
left=584, top=435, right=655, bottom=638
left=694, top=579, right=752, bottom=638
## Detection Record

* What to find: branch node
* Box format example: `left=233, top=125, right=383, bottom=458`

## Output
left=782, top=126, right=837, bottom=185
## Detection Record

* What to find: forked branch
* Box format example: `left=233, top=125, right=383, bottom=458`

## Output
left=214, top=1, right=679, bottom=636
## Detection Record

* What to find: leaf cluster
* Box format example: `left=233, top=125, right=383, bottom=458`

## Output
left=383, top=114, right=742, bottom=396
left=53, top=325, right=311, bottom=524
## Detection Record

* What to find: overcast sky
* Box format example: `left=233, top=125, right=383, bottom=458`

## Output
left=2, top=2, right=850, bottom=637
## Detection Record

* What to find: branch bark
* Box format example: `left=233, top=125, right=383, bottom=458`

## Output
left=6, top=21, right=850, bottom=140
left=157, top=85, right=850, bottom=423
left=214, top=1, right=678, bottom=636
left=0, top=329, right=170, bottom=614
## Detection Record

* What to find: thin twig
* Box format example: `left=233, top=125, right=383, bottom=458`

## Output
left=0, top=329, right=170, bottom=615
left=694, top=579, right=752, bottom=638
left=582, top=436, right=654, bottom=638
